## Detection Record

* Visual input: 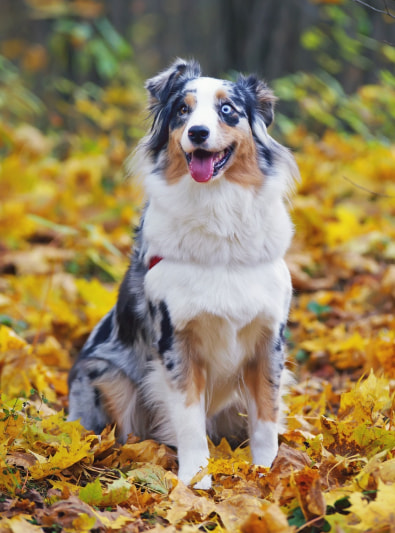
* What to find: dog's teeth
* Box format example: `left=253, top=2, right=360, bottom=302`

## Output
left=214, top=151, right=224, bottom=163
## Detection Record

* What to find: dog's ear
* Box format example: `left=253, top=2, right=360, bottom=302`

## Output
left=237, top=74, right=276, bottom=128
left=145, top=58, right=201, bottom=106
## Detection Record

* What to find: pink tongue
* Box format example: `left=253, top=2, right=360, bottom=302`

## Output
left=189, top=152, right=215, bottom=183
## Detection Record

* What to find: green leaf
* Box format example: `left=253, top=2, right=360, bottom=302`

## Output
left=307, top=301, right=332, bottom=317
left=288, top=506, right=305, bottom=527
left=295, top=349, right=309, bottom=363
left=127, top=464, right=171, bottom=495
left=79, top=477, right=103, bottom=505
left=27, top=214, right=79, bottom=236
left=95, top=18, right=132, bottom=58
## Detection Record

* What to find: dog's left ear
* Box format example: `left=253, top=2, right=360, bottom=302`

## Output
left=237, top=75, right=276, bottom=128
left=146, top=58, right=201, bottom=106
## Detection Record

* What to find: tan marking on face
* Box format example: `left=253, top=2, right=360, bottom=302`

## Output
left=218, top=123, right=264, bottom=188
left=215, top=88, right=228, bottom=101
left=243, top=333, right=280, bottom=423
left=165, top=127, right=189, bottom=184
left=184, top=92, right=196, bottom=109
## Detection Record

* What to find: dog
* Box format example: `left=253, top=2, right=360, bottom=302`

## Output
left=68, top=58, right=299, bottom=489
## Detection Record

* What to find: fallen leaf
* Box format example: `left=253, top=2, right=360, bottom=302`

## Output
left=293, top=466, right=326, bottom=521
left=349, top=480, right=395, bottom=531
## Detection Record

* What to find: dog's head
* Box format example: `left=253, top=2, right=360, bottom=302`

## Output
left=143, top=58, right=293, bottom=188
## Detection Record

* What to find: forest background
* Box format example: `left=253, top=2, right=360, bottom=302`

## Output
left=0, top=1, right=394, bottom=532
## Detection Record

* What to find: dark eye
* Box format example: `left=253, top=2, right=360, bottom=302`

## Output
left=178, top=104, right=189, bottom=116
left=221, top=103, right=233, bottom=115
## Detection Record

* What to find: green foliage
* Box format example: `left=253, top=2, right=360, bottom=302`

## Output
left=0, top=55, right=44, bottom=120
left=0, top=2, right=144, bottom=143
left=303, top=5, right=384, bottom=75
left=50, top=16, right=133, bottom=80
left=273, top=3, right=395, bottom=144
left=274, top=69, right=395, bottom=143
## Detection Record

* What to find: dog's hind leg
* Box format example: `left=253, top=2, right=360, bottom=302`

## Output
left=68, top=358, right=111, bottom=435
left=68, top=358, right=139, bottom=442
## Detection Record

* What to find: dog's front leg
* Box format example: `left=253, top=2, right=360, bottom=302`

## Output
left=243, top=330, right=285, bottom=467
left=168, top=387, right=211, bottom=489
left=157, top=350, right=211, bottom=489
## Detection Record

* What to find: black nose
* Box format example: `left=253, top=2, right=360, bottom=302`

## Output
left=188, top=125, right=210, bottom=145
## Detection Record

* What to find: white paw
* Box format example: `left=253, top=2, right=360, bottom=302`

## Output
left=250, top=420, right=279, bottom=467
left=252, top=448, right=277, bottom=468
left=192, top=474, right=212, bottom=490
left=178, top=466, right=211, bottom=490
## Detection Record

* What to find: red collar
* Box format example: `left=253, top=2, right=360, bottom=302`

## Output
left=148, top=256, right=163, bottom=270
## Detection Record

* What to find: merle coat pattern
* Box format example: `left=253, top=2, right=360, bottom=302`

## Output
left=68, top=58, right=299, bottom=489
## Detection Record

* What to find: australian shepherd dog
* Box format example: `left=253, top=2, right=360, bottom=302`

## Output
left=68, top=58, right=299, bottom=489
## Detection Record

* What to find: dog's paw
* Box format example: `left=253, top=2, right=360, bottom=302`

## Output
left=250, top=420, right=279, bottom=468
left=192, top=474, right=212, bottom=490
left=178, top=467, right=211, bottom=490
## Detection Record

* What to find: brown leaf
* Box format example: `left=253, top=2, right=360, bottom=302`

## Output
left=241, top=505, right=295, bottom=533
left=6, top=451, right=37, bottom=469
left=266, top=443, right=312, bottom=506
left=0, top=247, right=74, bottom=275
left=293, top=467, right=326, bottom=521
left=270, top=443, right=311, bottom=476
left=162, top=481, right=215, bottom=524
left=118, top=439, right=178, bottom=471
left=216, top=494, right=293, bottom=533
left=37, top=496, right=98, bottom=529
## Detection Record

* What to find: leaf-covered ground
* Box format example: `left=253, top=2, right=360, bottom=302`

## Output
left=0, top=118, right=394, bottom=532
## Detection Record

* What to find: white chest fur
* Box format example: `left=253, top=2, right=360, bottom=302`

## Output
left=145, top=258, right=292, bottom=414
left=143, top=173, right=293, bottom=386
left=145, top=258, right=291, bottom=331
left=143, top=172, right=293, bottom=267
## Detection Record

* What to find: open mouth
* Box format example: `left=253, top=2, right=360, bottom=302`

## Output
left=185, top=146, right=234, bottom=183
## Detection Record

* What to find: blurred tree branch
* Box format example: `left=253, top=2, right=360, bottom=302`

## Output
left=352, top=0, right=395, bottom=19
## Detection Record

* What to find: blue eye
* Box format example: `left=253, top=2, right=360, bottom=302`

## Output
left=221, top=104, right=233, bottom=115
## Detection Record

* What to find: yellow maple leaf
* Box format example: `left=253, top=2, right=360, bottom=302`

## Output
left=28, top=421, right=95, bottom=479
left=366, top=329, right=395, bottom=379
left=338, top=371, right=391, bottom=424
left=0, top=515, right=43, bottom=532
left=349, top=480, right=395, bottom=530
left=0, top=325, right=56, bottom=400
left=325, top=205, right=366, bottom=247
left=74, top=278, right=117, bottom=327
left=0, top=325, right=28, bottom=352
left=71, top=513, right=97, bottom=532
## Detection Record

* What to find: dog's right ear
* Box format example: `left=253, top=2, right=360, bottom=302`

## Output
left=145, top=58, right=201, bottom=106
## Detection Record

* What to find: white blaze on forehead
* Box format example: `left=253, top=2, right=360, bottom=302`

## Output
left=185, top=76, right=228, bottom=99
left=181, top=77, right=230, bottom=152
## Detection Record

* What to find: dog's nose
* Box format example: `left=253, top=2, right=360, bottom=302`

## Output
left=188, top=125, right=210, bottom=145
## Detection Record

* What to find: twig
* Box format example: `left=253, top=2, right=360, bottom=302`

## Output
left=352, top=0, right=395, bottom=19
left=296, top=514, right=326, bottom=532
left=343, top=175, right=395, bottom=198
